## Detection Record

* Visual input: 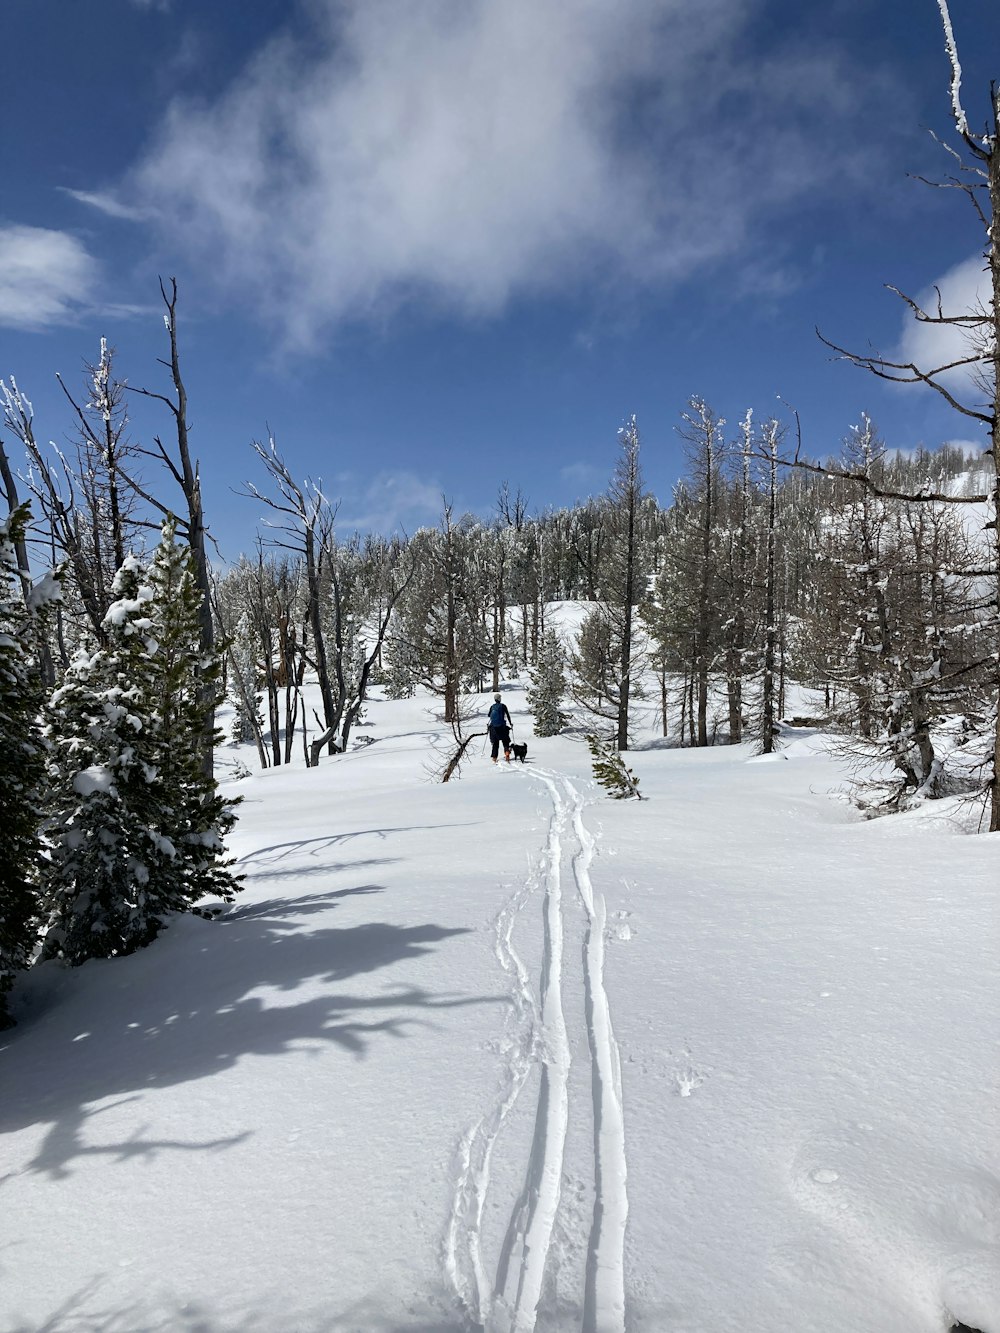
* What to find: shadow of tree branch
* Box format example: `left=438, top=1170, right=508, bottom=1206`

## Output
left=2, top=888, right=503, bottom=1180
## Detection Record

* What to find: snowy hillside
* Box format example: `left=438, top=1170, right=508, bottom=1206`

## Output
left=2, top=687, right=998, bottom=1333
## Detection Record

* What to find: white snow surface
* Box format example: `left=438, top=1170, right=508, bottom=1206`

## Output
left=2, top=683, right=999, bottom=1333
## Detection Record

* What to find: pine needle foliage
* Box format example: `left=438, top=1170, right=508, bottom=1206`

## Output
left=0, top=504, right=46, bottom=1026
left=145, top=520, right=242, bottom=909
left=526, top=627, right=569, bottom=736
left=42, top=561, right=168, bottom=963
left=586, top=732, right=643, bottom=800
left=42, top=523, right=241, bottom=966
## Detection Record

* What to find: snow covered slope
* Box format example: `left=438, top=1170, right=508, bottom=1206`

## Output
left=2, top=691, right=998, bottom=1332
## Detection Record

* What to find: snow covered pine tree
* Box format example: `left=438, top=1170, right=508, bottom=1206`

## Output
left=42, top=523, right=240, bottom=965
left=526, top=626, right=569, bottom=736
left=145, top=519, right=241, bottom=908
left=0, top=504, right=47, bottom=1027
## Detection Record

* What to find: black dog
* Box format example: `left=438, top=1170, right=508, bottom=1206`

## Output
left=511, top=742, right=528, bottom=763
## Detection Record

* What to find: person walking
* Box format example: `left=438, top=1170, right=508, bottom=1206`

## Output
left=487, top=692, right=513, bottom=763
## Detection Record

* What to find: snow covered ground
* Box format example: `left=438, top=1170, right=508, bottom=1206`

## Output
left=2, top=684, right=998, bottom=1333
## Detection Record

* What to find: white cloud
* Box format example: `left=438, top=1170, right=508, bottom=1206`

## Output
left=892, top=254, right=993, bottom=399
left=560, top=461, right=605, bottom=495
left=336, top=470, right=445, bottom=534
left=58, top=187, right=148, bottom=222
left=124, top=0, right=898, bottom=347
left=0, top=225, right=98, bottom=330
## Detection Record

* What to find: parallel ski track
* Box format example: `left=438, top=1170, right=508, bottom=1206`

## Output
left=445, top=767, right=628, bottom=1332
left=497, top=773, right=572, bottom=1333
left=569, top=786, right=629, bottom=1333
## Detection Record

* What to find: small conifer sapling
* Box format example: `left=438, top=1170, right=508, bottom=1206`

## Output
left=586, top=732, right=644, bottom=800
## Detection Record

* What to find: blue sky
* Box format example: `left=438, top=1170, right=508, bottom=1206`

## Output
left=1, top=0, right=997, bottom=559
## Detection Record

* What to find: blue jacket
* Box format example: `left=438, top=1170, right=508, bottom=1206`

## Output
left=488, top=701, right=511, bottom=730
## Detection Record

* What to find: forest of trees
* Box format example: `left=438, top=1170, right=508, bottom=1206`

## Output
left=0, top=5, right=997, bottom=1026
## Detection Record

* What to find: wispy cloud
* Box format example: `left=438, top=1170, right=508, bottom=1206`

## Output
left=559, top=461, right=605, bottom=496
left=0, top=225, right=97, bottom=330
left=92, top=300, right=161, bottom=320
left=336, top=470, right=445, bottom=535
left=58, top=187, right=148, bottom=222
left=121, top=0, right=900, bottom=348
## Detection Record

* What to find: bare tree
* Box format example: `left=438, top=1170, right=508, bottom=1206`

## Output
left=2, top=378, right=106, bottom=645
left=721, top=411, right=758, bottom=744
left=127, top=280, right=216, bottom=776
left=676, top=398, right=725, bottom=747
left=240, top=434, right=341, bottom=760
left=609, top=416, right=645, bottom=751
left=491, top=484, right=528, bottom=688
left=813, top=2, right=1000, bottom=826
left=336, top=535, right=414, bottom=755
left=55, top=339, right=137, bottom=582
left=0, top=435, right=33, bottom=607
left=758, top=419, right=784, bottom=754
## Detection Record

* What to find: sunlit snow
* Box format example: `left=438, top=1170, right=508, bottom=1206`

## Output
left=2, top=658, right=997, bottom=1333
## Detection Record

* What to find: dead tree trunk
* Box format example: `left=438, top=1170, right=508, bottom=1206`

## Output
left=760, top=421, right=781, bottom=753
left=130, top=280, right=216, bottom=778
left=813, top=14, right=1000, bottom=825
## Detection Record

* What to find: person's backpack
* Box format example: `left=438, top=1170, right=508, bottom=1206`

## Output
left=488, top=701, right=506, bottom=728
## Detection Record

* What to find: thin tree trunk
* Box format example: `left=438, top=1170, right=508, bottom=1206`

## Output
left=988, top=93, right=1000, bottom=830
left=761, top=437, right=778, bottom=753
left=491, top=601, right=501, bottom=692
left=157, top=280, right=216, bottom=778
left=617, top=491, right=636, bottom=753
left=0, top=439, right=55, bottom=683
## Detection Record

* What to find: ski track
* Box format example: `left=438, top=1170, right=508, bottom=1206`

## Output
left=445, top=766, right=628, bottom=1332
left=570, top=787, right=629, bottom=1333
left=444, top=874, right=540, bottom=1323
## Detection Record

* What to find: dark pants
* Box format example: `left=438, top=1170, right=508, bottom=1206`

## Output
left=489, top=725, right=511, bottom=759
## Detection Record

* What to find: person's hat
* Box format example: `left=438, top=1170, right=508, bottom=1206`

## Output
left=494, top=692, right=501, bottom=700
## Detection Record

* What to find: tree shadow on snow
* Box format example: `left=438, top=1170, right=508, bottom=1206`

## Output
left=3, top=1283, right=470, bottom=1333
left=239, top=856, right=400, bottom=883
left=236, top=824, right=473, bottom=870
left=1, top=883, right=500, bottom=1181
left=226, top=884, right=384, bottom=920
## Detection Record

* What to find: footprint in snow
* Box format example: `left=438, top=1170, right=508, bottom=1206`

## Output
left=609, top=908, right=635, bottom=942
left=674, top=1068, right=706, bottom=1097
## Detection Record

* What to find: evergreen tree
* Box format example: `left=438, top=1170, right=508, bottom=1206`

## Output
left=569, top=605, right=623, bottom=725
left=42, top=558, right=171, bottom=963
left=227, top=613, right=264, bottom=745
left=0, top=504, right=46, bottom=1026
left=586, top=733, right=643, bottom=800
left=145, top=521, right=242, bottom=908
left=43, top=526, right=241, bottom=966
left=526, top=627, right=569, bottom=736
left=389, top=510, right=479, bottom=721
left=381, top=634, right=417, bottom=699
